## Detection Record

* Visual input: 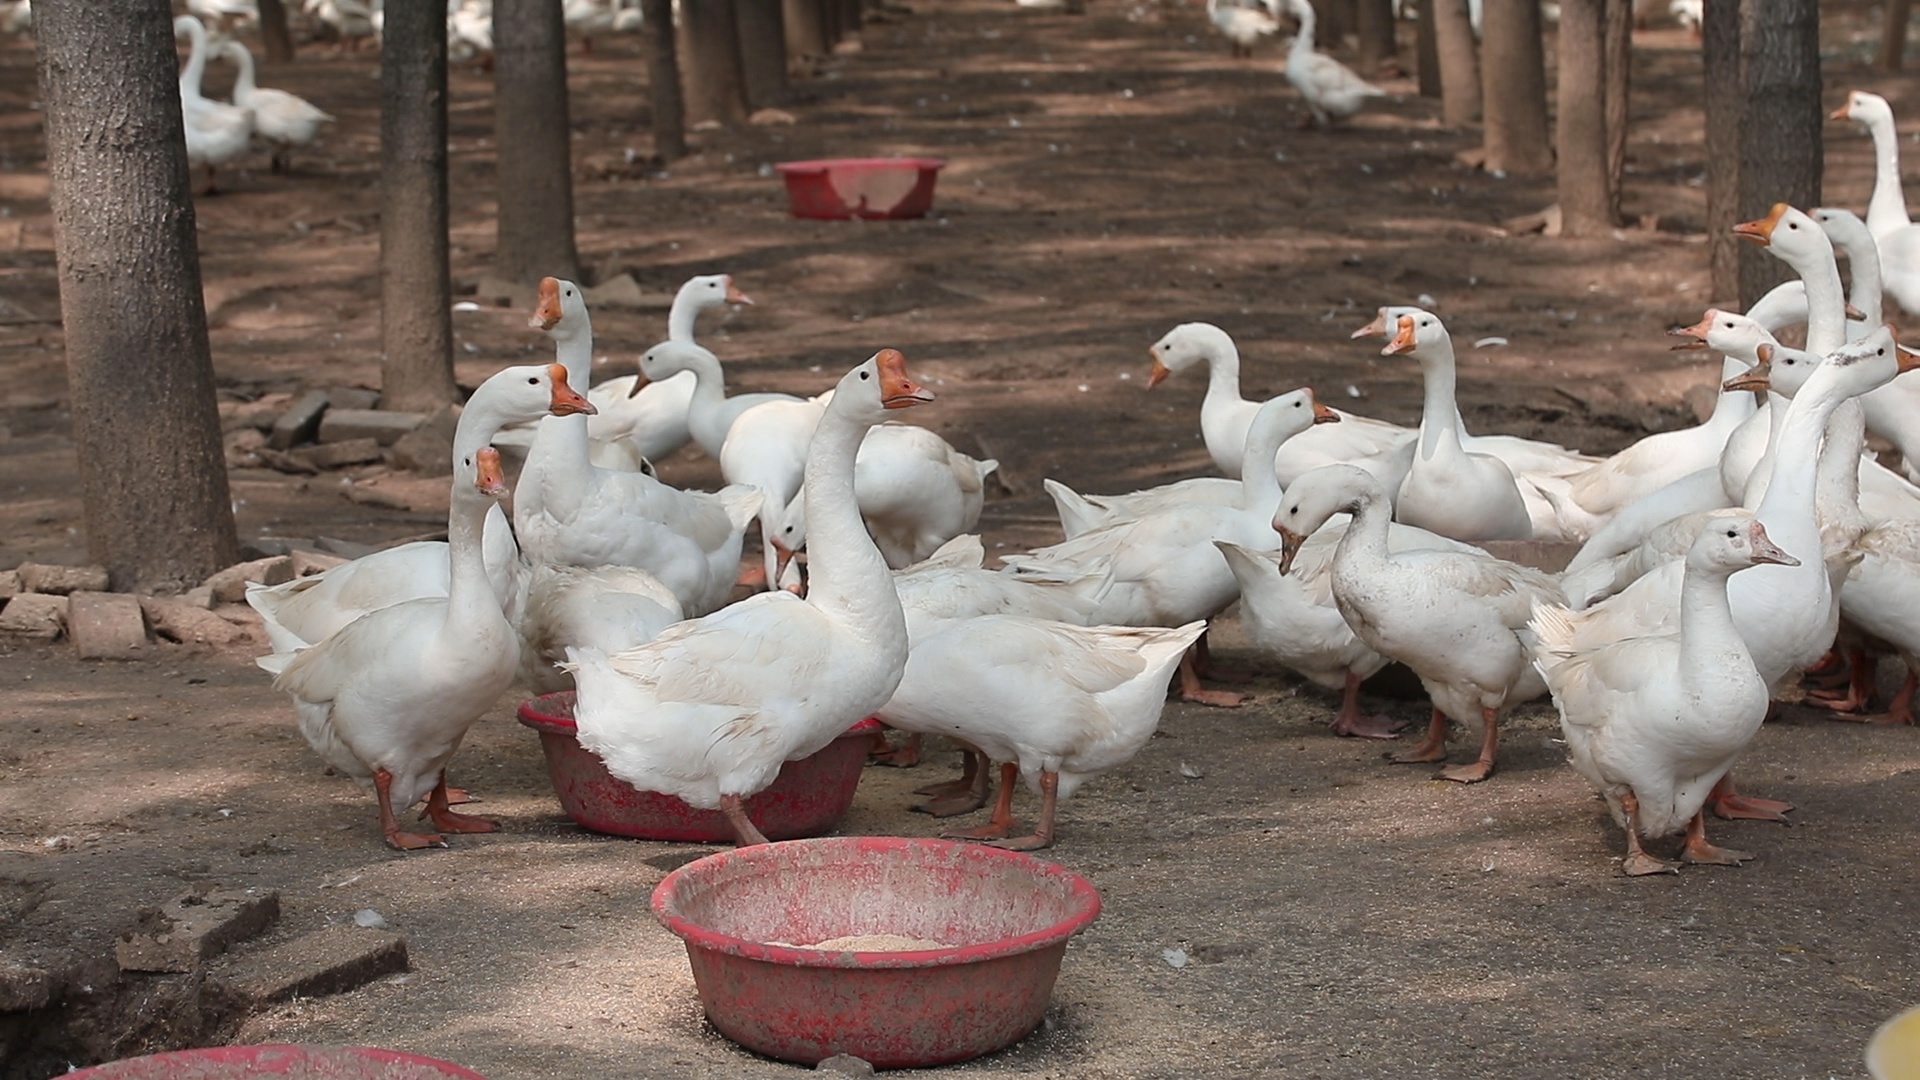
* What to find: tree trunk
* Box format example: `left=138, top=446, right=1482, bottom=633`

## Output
left=1356, top=0, right=1396, bottom=75
left=679, top=0, right=749, bottom=127
left=1703, top=0, right=1740, bottom=303
left=1416, top=0, right=1441, bottom=96
left=1602, top=0, right=1631, bottom=220
left=257, top=0, right=294, bottom=61
left=1433, top=0, right=1480, bottom=125
left=735, top=0, right=788, bottom=109
left=493, top=0, right=580, bottom=283
left=379, top=0, right=457, bottom=412
left=1556, top=0, right=1611, bottom=235
left=832, top=0, right=861, bottom=44
left=34, top=0, right=240, bottom=593
left=784, top=0, right=829, bottom=61
left=1879, top=0, right=1911, bottom=72
left=1311, top=0, right=1353, bottom=50
left=1479, top=0, right=1552, bottom=175
left=642, top=0, right=687, bottom=159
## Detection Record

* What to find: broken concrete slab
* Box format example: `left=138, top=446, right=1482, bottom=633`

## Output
left=213, top=926, right=407, bottom=1005
left=204, top=556, right=295, bottom=604
left=115, top=888, right=281, bottom=974
left=319, top=408, right=424, bottom=447
left=0, top=961, right=52, bottom=1011
left=0, top=569, right=16, bottom=600
left=387, top=403, right=459, bottom=476
left=268, top=389, right=330, bottom=450
left=16, top=562, right=111, bottom=596
left=68, top=591, right=148, bottom=660
left=0, top=592, right=66, bottom=640
left=140, top=595, right=246, bottom=646
left=326, top=387, right=381, bottom=411
left=293, top=437, right=383, bottom=471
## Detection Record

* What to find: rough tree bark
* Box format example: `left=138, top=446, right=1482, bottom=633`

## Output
left=257, top=0, right=294, bottom=61
left=679, top=0, right=750, bottom=127
left=1355, top=0, right=1396, bottom=75
left=494, top=0, right=581, bottom=283
left=642, top=0, right=687, bottom=159
left=734, top=0, right=788, bottom=109
left=784, top=0, right=830, bottom=62
left=1479, top=0, right=1553, bottom=175
left=1603, top=0, right=1631, bottom=218
left=1433, top=0, right=1480, bottom=126
left=1557, top=0, right=1611, bottom=234
left=34, top=0, right=240, bottom=593
left=1416, top=0, right=1441, bottom=97
left=1705, top=0, right=1821, bottom=306
left=379, top=0, right=457, bottom=412
left=1879, top=0, right=1912, bottom=72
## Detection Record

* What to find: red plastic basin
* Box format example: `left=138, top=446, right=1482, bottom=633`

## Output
left=517, top=692, right=879, bottom=843
left=63, top=1045, right=486, bottom=1079
left=774, top=157, right=946, bottom=220
left=651, top=836, right=1102, bottom=1068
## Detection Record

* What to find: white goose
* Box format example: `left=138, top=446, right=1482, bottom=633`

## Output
left=719, top=393, right=829, bottom=588
left=1002, top=388, right=1341, bottom=706
left=1274, top=464, right=1565, bottom=783
left=1280, top=0, right=1387, bottom=127
left=257, top=434, right=520, bottom=851
left=173, top=15, right=255, bottom=194
left=580, top=273, right=753, bottom=467
left=769, top=423, right=998, bottom=570
left=1832, top=92, right=1920, bottom=317
left=1207, top=0, right=1279, bottom=57
left=1530, top=516, right=1798, bottom=875
left=220, top=39, right=333, bottom=174
left=245, top=364, right=596, bottom=653
left=561, top=350, right=934, bottom=847
left=634, top=339, right=802, bottom=460
left=514, top=278, right=762, bottom=617
left=515, top=562, right=683, bottom=695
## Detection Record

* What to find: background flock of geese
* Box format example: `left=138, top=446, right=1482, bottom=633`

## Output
left=209, top=45, right=1920, bottom=872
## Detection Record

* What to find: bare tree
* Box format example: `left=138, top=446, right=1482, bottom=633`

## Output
left=494, top=0, right=581, bottom=283
left=379, top=0, right=458, bottom=411
left=784, top=0, right=830, bottom=62
left=1355, top=0, right=1396, bottom=75
left=34, top=0, right=240, bottom=593
left=642, top=0, right=687, bottom=159
left=258, top=0, right=295, bottom=61
left=679, top=0, right=749, bottom=127
left=1415, top=0, right=1441, bottom=96
left=1705, top=0, right=1821, bottom=305
left=1556, top=0, right=1630, bottom=234
left=1433, top=0, right=1480, bottom=126
left=1479, top=0, right=1552, bottom=175
left=1879, top=0, right=1912, bottom=72
left=735, top=0, right=788, bottom=109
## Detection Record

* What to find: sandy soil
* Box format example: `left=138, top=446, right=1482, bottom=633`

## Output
left=1, top=2, right=1918, bottom=1077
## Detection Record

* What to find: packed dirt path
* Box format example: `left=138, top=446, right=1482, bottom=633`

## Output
left=2, top=2, right=1918, bottom=1077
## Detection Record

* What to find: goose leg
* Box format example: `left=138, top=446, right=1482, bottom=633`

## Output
left=1618, top=790, right=1678, bottom=876
left=870, top=730, right=923, bottom=767
left=1437, top=707, right=1499, bottom=783
left=720, top=794, right=770, bottom=847
left=1806, top=644, right=1876, bottom=713
left=943, top=762, right=1024, bottom=841
left=374, top=768, right=445, bottom=851
left=1839, top=664, right=1917, bottom=726
left=985, top=771, right=1058, bottom=852
left=1389, top=707, right=1450, bottom=764
left=1193, top=629, right=1253, bottom=683
left=1177, top=649, right=1245, bottom=707
left=422, top=772, right=498, bottom=834
left=1706, top=774, right=1794, bottom=822
left=913, top=749, right=990, bottom=817
left=1680, top=809, right=1754, bottom=867
left=1331, top=670, right=1405, bottom=739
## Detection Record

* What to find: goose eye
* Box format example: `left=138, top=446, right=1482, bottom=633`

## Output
left=527, top=376, right=538, bottom=385
left=1879, top=348, right=1888, bottom=356
left=1787, top=222, right=1798, bottom=230
left=565, top=287, right=574, bottom=296
left=859, top=370, right=870, bottom=380
left=463, top=457, right=472, bottom=467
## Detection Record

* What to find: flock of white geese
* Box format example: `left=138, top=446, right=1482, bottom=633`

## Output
left=246, top=91, right=1920, bottom=877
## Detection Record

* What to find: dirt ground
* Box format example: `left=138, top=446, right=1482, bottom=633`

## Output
left=2, top=2, right=1919, bottom=1077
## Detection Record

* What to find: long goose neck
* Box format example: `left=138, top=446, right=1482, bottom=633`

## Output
left=1413, top=340, right=1463, bottom=460
left=1334, top=490, right=1393, bottom=575
left=1754, top=383, right=1843, bottom=548
left=1868, top=115, right=1913, bottom=236
left=444, top=489, right=499, bottom=627
left=1795, top=246, right=1848, bottom=355
left=1677, top=561, right=1749, bottom=682
left=667, top=294, right=706, bottom=343
left=1818, top=399, right=1868, bottom=515
left=180, top=21, right=209, bottom=95
left=230, top=44, right=257, bottom=97
left=1839, top=233, right=1885, bottom=325
left=532, top=325, right=596, bottom=484
left=802, top=407, right=902, bottom=640
left=684, top=352, right=727, bottom=408
left=1291, top=0, right=1315, bottom=53
left=1706, top=356, right=1758, bottom=431
left=1238, top=416, right=1289, bottom=513
left=551, top=320, right=593, bottom=396
left=1198, top=337, right=1244, bottom=408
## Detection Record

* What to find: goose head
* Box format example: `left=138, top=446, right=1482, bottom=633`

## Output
left=635, top=339, right=719, bottom=384
left=1379, top=309, right=1450, bottom=360
left=1349, top=305, right=1423, bottom=341
left=1811, top=206, right=1874, bottom=254
left=1246, top=387, right=1340, bottom=459
left=678, top=273, right=753, bottom=310
left=1147, top=322, right=1233, bottom=387
left=1687, top=513, right=1800, bottom=575
left=1719, top=342, right=1821, bottom=396
left=530, top=277, right=590, bottom=341
left=1271, top=463, right=1383, bottom=574
left=1831, top=90, right=1895, bottom=130
left=1731, top=204, right=1834, bottom=274
left=829, top=348, right=933, bottom=426
left=453, top=363, right=595, bottom=454
left=1669, top=309, right=1777, bottom=362
left=1809, top=325, right=1919, bottom=399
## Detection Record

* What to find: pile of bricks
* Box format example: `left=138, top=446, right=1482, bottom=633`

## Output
left=220, top=386, right=460, bottom=479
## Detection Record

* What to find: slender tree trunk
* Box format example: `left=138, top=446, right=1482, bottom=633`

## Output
left=258, top=0, right=294, bottom=61
left=34, top=0, right=239, bottom=593
left=735, top=0, right=788, bottom=109
left=379, top=0, right=457, bottom=411
left=679, top=0, right=749, bottom=127
left=642, top=0, right=687, bottom=159
left=1356, top=0, right=1396, bottom=74
left=832, top=0, right=861, bottom=44
left=1602, top=0, right=1631, bottom=220
left=494, top=0, right=580, bottom=283
left=1704, top=0, right=1741, bottom=302
left=1557, top=0, right=1611, bottom=234
left=1479, top=0, right=1552, bottom=175
left=1433, top=0, right=1480, bottom=125
left=1311, top=0, right=1353, bottom=50
left=784, top=0, right=829, bottom=61
left=1734, top=0, right=1820, bottom=305
left=1416, top=0, right=1441, bottom=96
left=1879, top=0, right=1911, bottom=72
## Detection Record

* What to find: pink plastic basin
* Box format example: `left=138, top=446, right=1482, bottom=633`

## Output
left=63, top=1045, right=487, bottom=1079
left=651, top=836, right=1102, bottom=1068
left=774, top=157, right=946, bottom=220
left=517, top=692, right=879, bottom=843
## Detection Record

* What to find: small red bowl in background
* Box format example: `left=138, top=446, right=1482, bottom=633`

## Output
left=517, top=692, right=879, bottom=843
left=63, top=1045, right=487, bottom=1079
left=774, top=157, right=947, bottom=219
